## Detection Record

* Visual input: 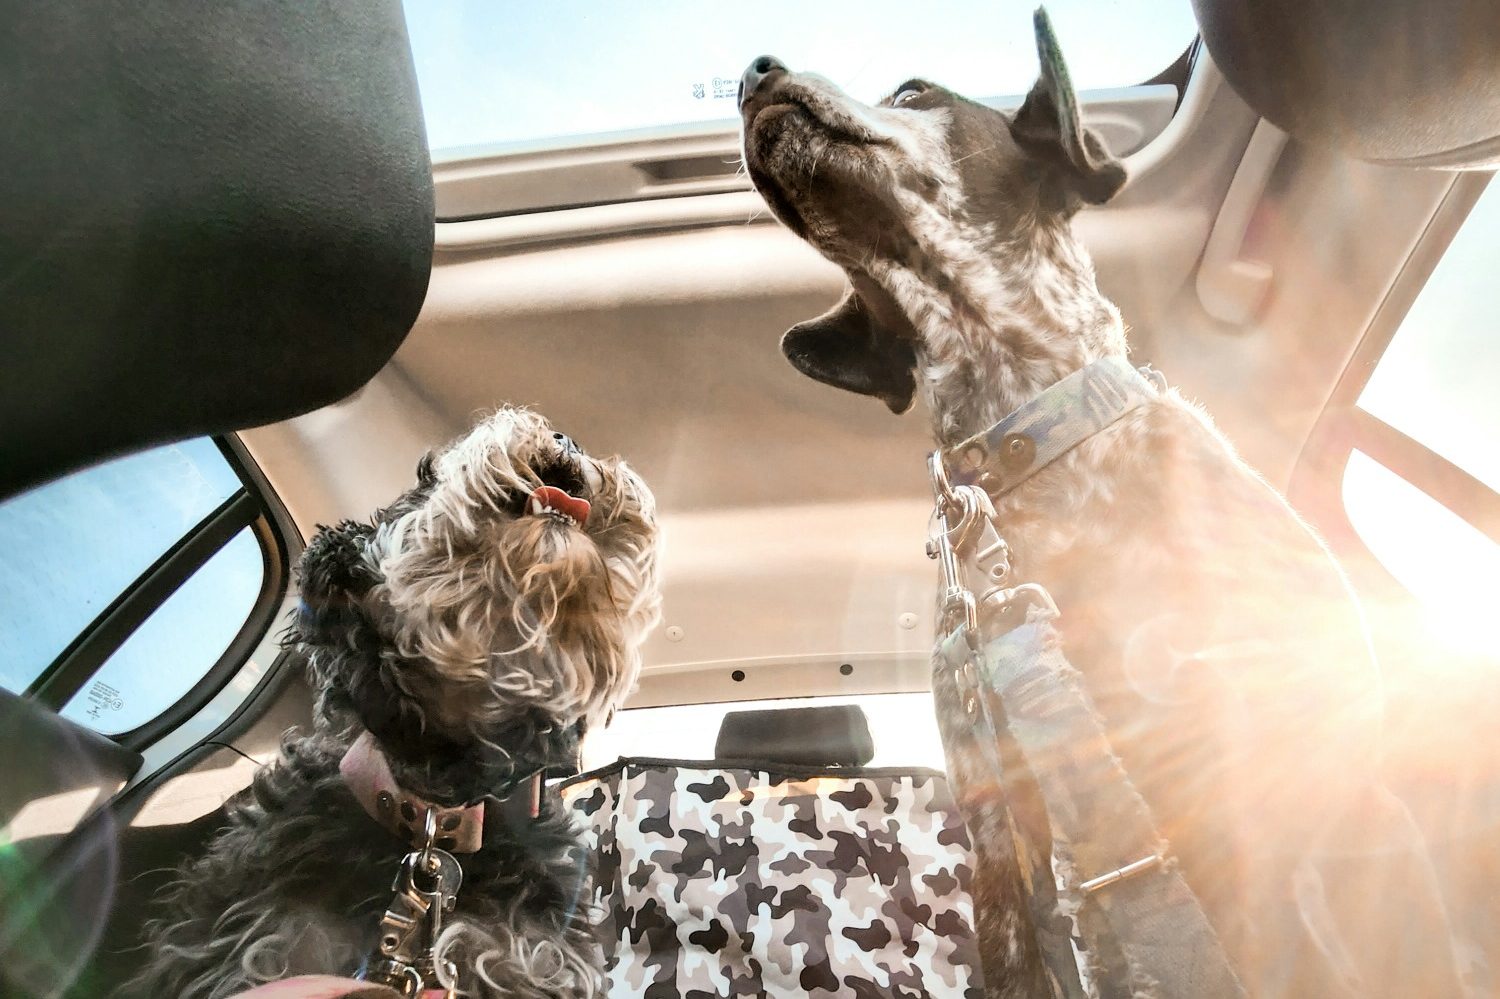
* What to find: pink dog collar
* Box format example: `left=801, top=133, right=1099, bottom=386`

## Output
left=339, top=731, right=486, bottom=854
left=223, top=975, right=404, bottom=998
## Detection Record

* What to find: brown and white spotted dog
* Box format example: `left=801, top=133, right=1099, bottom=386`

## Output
left=740, top=11, right=1462, bottom=999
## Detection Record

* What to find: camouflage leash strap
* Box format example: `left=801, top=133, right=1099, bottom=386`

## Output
left=936, top=617, right=1245, bottom=999
left=927, top=357, right=1246, bottom=999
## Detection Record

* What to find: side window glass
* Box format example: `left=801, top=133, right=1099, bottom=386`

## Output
left=1359, top=182, right=1500, bottom=494
left=1342, top=452, right=1498, bottom=658
left=0, top=439, right=274, bottom=737
left=0, top=440, right=242, bottom=694
left=1326, top=178, right=1500, bottom=664
left=58, top=528, right=265, bottom=735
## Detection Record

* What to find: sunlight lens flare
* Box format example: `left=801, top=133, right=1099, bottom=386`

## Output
left=1342, top=449, right=1500, bottom=661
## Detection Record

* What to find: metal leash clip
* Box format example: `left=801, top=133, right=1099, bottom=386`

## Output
left=359, top=809, right=463, bottom=998
left=926, top=452, right=987, bottom=636
left=927, top=452, right=999, bottom=722
left=928, top=450, right=1063, bottom=723
left=927, top=451, right=1060, bottom=630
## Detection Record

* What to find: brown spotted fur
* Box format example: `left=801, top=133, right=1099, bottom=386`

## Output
left=740, top=16, right=1463, bottom=998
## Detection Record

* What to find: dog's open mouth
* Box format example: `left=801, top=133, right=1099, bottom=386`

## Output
left=528, top=485, right=591, bottom=528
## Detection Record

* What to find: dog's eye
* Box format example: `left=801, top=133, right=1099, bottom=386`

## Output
left=893, top=84, right=926, bottom=107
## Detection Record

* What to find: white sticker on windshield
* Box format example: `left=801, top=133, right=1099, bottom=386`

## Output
left=80, top=679, right=125, bottom=723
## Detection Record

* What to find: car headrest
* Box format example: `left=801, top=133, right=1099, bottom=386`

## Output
left=0, top=691, right=143, bottom=995
left=714, top=705, right=875, bottom=768
left=1192, top=0, right=1500, bottom=167
left=0, top=1, right=434, bottom=500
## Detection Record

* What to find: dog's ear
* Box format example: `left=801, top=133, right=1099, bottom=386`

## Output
left=1009, top=7, right=1127, bottom=206
left=781, top=289, right=917, bottom=415
left=297, top=520, right=381, bottom=608
left=294, top=520, right=437, bottom=754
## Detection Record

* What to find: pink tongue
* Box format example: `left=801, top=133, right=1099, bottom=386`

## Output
left=530, top=485, right=591, bottom=526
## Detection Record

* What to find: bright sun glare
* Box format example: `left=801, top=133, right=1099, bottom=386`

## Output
left=1343, top=451, right=1500, bottom=661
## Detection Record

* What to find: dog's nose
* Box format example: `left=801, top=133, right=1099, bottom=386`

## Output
left=740, top=55, right=787, bottom=107
left=553, top=431, right=579, bottom=455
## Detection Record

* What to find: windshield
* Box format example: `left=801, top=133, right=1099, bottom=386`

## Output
left=404, top=0, right=1197, bottom=157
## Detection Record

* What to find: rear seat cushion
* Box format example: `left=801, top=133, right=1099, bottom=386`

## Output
left=563, top=757, right=983, bottom=997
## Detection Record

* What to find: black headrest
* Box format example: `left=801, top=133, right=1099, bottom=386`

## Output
left=714, top=705, right=875, bottom=768
left=1, top=1, right=434, bottom=499
left=0, top=690, right=141, bottom=835
left=1193, top=0, right=1500, bottom=168
left=0, top=692, right=143, bottom=995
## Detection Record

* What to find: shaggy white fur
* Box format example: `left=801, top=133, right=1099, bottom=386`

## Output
left=130, top=407, right=661, bottom=999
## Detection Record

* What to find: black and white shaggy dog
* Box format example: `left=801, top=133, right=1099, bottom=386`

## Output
left=128, top=408, right=660, bottom=999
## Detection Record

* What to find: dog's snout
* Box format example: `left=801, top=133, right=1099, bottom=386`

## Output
left=740, top=55, right=787, bottom=107
left=553, top=431, right=578, bottom=455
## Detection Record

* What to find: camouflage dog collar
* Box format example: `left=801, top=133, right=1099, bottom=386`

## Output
left=947, top=355, right=1165, bottom=496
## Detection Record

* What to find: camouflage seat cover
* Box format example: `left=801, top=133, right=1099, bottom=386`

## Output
left=562, top=757, right=983, bottom=998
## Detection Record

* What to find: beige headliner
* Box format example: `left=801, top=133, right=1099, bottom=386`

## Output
left=239, top=55, right=1453, bottom=710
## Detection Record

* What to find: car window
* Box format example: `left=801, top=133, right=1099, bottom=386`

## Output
left=405, top=0, right=1197, bottom=156
left=0, top=439, right=242, bottom=693
left=58, top=527, right=265, bottom=735
left=1342, top=452, right=1499, bottom=658
left=0, top=439, right=273, bottom=738
left=1332, top=180, right=1500, bottom=656
left=1360, top=180, right=1500, bottom=495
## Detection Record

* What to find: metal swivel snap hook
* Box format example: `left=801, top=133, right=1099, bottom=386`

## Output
left=928, top=452, right=998, bottom=553
left=359, top=808, right=465, bottom=996
left=927, top=451, right=983, bottom=635
left=418, top=806, right=440, bottom=876
left=929, top=451, right=959, bottom=512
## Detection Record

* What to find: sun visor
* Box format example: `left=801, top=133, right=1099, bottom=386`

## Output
left=0, top=1, right=434, bottom=499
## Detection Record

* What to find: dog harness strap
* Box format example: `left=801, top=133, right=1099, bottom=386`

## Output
left=940, top=619, right=1246, bottom=999
left=339, top=731, right=486, bottom=854
left=948, top=355, right=1162, bottom=496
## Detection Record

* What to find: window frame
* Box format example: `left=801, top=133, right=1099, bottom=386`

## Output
left=18, top=437, right=289, bottom=751
left=1289, top=171, right=1500, bottom=575
left=428, top=35, right=1200, bottom=225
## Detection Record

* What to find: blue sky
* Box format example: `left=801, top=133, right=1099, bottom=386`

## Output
left=0, top=440, right=262, bottom=735
left=402, top=1, right=1199, bottom=155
